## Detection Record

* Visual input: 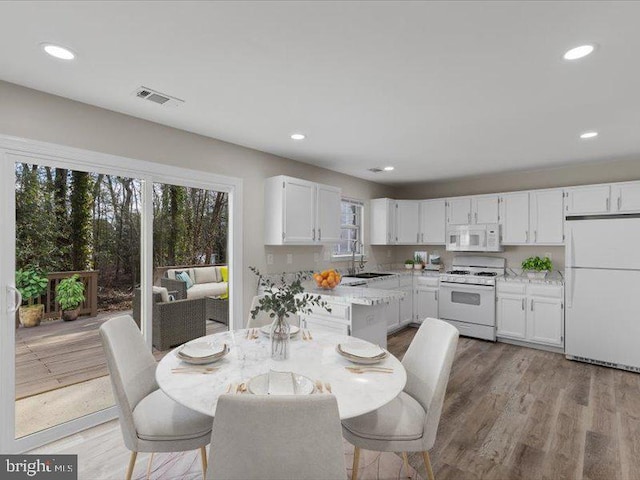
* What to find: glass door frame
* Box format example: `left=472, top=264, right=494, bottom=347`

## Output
left=0, top=134, right=243, bottom=453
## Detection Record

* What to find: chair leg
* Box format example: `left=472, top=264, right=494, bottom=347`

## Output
left=422, top=451, right=435, bottom=480
left=125, top=451, right=138, bottom=480
left=402, top=452, right=411, bottom=478
left=200, top=446, right=208, bottom=480
left=352, top=446, right=361, bottom=480
left=146, top=453, right=154, bottom=480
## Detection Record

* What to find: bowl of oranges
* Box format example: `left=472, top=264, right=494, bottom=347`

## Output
left=313, top=269, right=342, bottom=290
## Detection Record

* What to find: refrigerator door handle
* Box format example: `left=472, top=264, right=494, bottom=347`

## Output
left=566, top=226, right=574, bottom=308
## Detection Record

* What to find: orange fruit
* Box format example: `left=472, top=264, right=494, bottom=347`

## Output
left=321, top=280, right=329, bottom=288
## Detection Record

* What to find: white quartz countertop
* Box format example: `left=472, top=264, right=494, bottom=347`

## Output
left=303, top=283, right=406, bottom=305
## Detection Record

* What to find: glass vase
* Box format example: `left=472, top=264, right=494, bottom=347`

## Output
left=270, top=315, right=291, bottom=361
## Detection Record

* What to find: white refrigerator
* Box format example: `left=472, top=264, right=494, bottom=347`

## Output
left=565, top=216, right=640, bottom=371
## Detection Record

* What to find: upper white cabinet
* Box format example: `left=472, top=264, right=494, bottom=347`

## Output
left=370, top=198, right=396, bottom=245
left=395, top=200, right=421, bottom=244
left=264, top=176, right=341, bottom=245
left=499, top=192, right=530, bottom=244
left=473, top=195, right=500, bottom=224
left=530, top=189, right=564, bottom=244
left=565, top=185, right=611, bottom=215
left=612, top=182, right=640, bottom=213
left=446, top=197, right=472, bottom=225
left=420, top=199, right=446, bottom=244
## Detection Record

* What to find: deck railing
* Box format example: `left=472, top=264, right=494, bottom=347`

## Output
left=42, top=270, right=99, bottom=319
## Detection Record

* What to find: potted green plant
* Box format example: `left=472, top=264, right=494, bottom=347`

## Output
left=249, top=267, right=330, bottom=360
left=55, top=274, right=85, bottom=321
left=404, top=259, right=414, bottom=270
left=16, top=266, right=48, bottom=327
left=413, top=254, right=423, bottom=270
left=521, top=256, right=553, bottom=279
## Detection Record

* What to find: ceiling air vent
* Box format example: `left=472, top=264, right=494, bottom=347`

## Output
left=368, top=168, right=383, bottom=173
left=133, top=86, right=184, bottom=107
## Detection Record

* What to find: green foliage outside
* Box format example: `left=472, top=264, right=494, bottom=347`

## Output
left=521, top=256, right=553, bottom=271
left=16, top=267, right=48, bottom=306
left=55, top=274, right=86, bottom=311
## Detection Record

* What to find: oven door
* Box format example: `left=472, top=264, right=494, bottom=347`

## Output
left=446, top=227, right=487, bottom=252
left=438, top=282, right=495, bottom=326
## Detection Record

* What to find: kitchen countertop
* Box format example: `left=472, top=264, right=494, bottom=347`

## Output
left=499, top=269, right=564, bottom=286
left=302, top=283, right=406, bottom=305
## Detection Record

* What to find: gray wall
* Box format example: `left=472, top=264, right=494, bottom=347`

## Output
left=0, top=80, right=394, bottom=325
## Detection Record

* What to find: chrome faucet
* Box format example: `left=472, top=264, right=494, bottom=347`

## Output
left=347, top=240, right=366, bottom=276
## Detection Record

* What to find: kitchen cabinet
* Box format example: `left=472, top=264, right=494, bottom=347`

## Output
left=316, top=184, right=342, bottom=243
left=370, top=198, right=396, bottom=245
left=530, top=189, right=564, bottom=244
left=497, top=294, right=527, bottom=339
left=612, top=182, right=640, bottom=213
left=499, top=192, right=530, bottom=244
left=264, top=176, right=341, bottom=245
left=446, top=197, right=472, bottom=225
left=414, top=276, right=439, bottom=324
left=395, top=200, right=421, bottom=244
left=565, top=185, right=611, bottom=215
left=398, top=276, right=414, bottom=327
left=496, top=282, right=563, bottom=348
left=419, top=199, right=446, bottom=244
left=473, top=195, right=500, bottom=224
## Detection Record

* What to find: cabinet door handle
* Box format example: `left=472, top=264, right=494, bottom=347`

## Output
left=318, top=229, right=321, bottom=241
left=475, top=212, right=478, bottom=223
left=521, top=298, right=525, bottom=310
left=435, top=290, right=438, bottom=301
left=526, top=231, right=529, bottom=243
left=417, top=232, right=420, bottom=243
left=531, top=299, right=534, bottom=311
left=606, top=197, right=610, bottom=211
left=468, top=212, right=471, bottom=223
left=312, top=228, right=316, bottom=241
left=534, top=230, right=537, bottom=242
left=618, top=196, right=622, bottom=211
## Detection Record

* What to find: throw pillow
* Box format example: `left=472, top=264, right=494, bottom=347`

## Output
left=220, top=266, right=229, bottom=299
left=176, top=271, right=194, bottom=289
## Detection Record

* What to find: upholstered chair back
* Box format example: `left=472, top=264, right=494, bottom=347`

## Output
left=401, top=318, right=459, bottom=450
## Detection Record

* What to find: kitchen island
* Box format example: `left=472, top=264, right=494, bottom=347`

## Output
left=300, top=284, right=405, bottom=348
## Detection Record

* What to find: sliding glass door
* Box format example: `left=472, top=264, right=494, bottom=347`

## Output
left=0, top=138, right=241, bottom=453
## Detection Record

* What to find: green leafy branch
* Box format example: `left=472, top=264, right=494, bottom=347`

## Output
left=521, top=256, right=553, bottom=272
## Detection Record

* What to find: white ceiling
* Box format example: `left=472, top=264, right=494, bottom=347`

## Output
left=1, top=1, right=639, bottom=185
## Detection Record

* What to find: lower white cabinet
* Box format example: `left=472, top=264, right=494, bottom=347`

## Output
left=399, top=284, right=414, bottom=325
left=497, top=283, right=564, bottom=348
left=414, top=276, right=439, bottom=324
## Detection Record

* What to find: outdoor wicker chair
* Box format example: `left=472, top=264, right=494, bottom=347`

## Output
left=132, top=289, right=206, bottom=351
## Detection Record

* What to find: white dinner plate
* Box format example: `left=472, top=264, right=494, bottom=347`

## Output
left=259, top=324, right=300, bottom=337
left=336, top=344, right=388, bottom=365
left=177, top=343, right=229, bottom=365
left=247, top=372, right=315, bottom=395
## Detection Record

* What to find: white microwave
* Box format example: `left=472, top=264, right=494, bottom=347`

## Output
left=446, top=224, right=502, bottom=252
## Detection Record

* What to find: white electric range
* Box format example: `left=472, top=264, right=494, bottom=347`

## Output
left=438, top=256, right=506, bottom=341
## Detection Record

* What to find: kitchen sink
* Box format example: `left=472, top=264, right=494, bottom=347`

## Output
left=349, top=272, right=395, bottom=279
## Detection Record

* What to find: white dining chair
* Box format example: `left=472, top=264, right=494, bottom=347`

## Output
left=207, top=394, right=347, bottom=480
left=342, top=318, right=459, bottom=480
left=246, top=294, right=300, bottom=328
left=99, top=315, right=213, bottom=480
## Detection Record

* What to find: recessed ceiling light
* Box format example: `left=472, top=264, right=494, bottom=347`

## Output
left=383, top=166, right=395, bottom=171
left=580, top=131, right=598, bottom=139
left=563, top=44, right=595, bottom=60
left=41, top=43, right=76, bottom=60
left=290, top=133, right=306, bottom=140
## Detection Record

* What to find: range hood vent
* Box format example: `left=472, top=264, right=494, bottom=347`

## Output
left=133, top=86, right=184, bottom=107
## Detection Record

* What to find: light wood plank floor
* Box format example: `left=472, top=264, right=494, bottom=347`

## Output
left=388, top=328, right=640, bottom=480
left=31, top=327, right=640, bottom=480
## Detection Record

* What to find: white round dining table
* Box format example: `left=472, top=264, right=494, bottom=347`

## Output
left=156, top=329, right=407, bottom=420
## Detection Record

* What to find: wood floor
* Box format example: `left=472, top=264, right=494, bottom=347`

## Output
left=15, top=312, right=227, bottom=399
left=388, top=327, right=640, bottom=480
left=30, top=327, right=640, bottom=480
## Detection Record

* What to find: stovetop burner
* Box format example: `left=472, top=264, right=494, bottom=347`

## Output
left=447, top=270, right=471, bottom=275
left=475, top=272, right=498, bottom=277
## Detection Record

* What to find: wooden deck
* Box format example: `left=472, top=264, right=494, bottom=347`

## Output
left=15, top=312, right=227, bottom=400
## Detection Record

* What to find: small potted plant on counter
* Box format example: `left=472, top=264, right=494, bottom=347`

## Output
left=413, top=254, right=424, bottom=270
left=521, top=256, right=553, bottom=279
left=55, top=274, right=86, bottom=321
left=404, top=259, right=414, bottom=270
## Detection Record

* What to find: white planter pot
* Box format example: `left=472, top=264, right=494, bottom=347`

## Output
left=413, top=264, right=423, bottom=270
left=525, top=270, right=548, bottom=279
left=404, top=264, right=414, bottom=270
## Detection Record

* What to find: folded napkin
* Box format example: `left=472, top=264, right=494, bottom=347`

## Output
left=180, top=342, right=225, bottom=359
left=339, top=343, right=385, bottom=359
left=267, top=370, right=295, bottom=395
